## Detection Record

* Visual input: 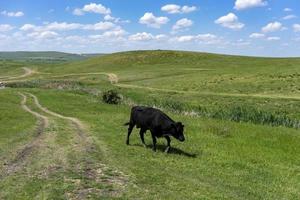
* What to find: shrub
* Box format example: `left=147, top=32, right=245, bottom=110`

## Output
left=102, top=90, right=122, bottom=104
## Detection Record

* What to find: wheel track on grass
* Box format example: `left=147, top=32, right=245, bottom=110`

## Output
left=25, top=92, right=128, bottom=198
left=0, top=67, right=34, bottom=81
left=0, top=93, right=49, bottom=179
left=26, top=92, right=87, bottom=139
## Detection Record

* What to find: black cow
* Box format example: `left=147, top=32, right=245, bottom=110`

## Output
left=124, top=106, right=185, bottom=152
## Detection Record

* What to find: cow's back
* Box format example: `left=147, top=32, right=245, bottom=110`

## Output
left=131, top=106, right=174, bottom=130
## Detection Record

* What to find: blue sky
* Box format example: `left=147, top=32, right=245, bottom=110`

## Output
left=0, top=0, right=300, bottom=57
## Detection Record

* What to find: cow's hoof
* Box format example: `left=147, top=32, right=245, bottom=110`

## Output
left=152, top=148, right=156, bottom=152
left=126, top=141, right=129, bottom=145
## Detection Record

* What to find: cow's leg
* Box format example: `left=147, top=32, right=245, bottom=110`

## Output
left=150, top=131, right=157, bottom=152
left=139, top=128, right=147, bottom=147
left=126, top=123, right=134, bottom=145
left=164, top=136, right=171, bottom=153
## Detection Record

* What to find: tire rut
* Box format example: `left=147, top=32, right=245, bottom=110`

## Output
left=0, top=93, right=49, bottom=179
left=1, top=67, right=34, bottom=82
left=26, top=93, right=86, bottom=139
left=25, top=92, right=128, bottom=198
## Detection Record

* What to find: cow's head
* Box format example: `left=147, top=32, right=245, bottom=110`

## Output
left=171, top=122, right=185, bottom=142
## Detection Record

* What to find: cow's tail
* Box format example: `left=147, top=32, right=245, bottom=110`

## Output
left=124, top=122, right=130, bottom=126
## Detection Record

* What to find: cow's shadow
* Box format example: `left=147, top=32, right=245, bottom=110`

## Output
left=131, top=144, right=197, bottom=158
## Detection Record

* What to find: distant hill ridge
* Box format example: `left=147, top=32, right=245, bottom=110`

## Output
left=0, top=51, right=105, bottom=62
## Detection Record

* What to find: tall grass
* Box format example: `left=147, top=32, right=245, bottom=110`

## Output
left=143, top=99, right=300, bottom=129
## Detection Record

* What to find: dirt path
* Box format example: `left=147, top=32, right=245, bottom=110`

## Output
left=1, top=67, right=34, bottom=81
left=24, top=92, right=127, bottom=198
left=51, top=72, right=300, bottom=101
left=27, top=93, right=86, bottom=138
left=0, top=93, right=49, bottom=179
left=114, top=83, right=300, bottom=101
left=51, top=72, right=119, bottom=84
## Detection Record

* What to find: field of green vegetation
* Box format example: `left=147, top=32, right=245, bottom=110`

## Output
left=0, top=50, right=299, bottom=199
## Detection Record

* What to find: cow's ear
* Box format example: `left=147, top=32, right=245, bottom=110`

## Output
left=176, top=122, right=184, bottom=127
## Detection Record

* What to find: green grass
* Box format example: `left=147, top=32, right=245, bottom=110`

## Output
left=0, top=50, right=300, bottom=199
left=0, top=51, right=97, bottom=63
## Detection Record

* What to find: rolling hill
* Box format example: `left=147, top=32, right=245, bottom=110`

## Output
left=0, top=50, right=300, bottom=199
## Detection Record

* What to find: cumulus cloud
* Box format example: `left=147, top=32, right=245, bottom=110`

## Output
left=172, top=18, right=193, bottom=31
left=262, top=22, right=283, bottom=33
left=1, top=10, right=24, bottom=17
left=234, top=0, right=267, bottom=10
left=293, top=24, right=300, bottom=32
left=139, top=12, right=169, bottom=28
left=129, top=32, right=154, bottom=41
left=0, top=24, right=14, bottom=32
left=215, top=13, right=244, bottom=30
left=249, top=33, right=265, bottom=38
left=161, top=4, right=197, bottom=14
left=267, top=36, right=280, bottom=41
left=73, top=3, right=111, bottom=16
left=104, top=15, right=130, bottom=24
left=27, top=31, right=58, bottom=40
left=172, top=34, right=220, bottom=44
left=282, top=15, right=297, bottom=20
left=128, top=32, right=166, bottom=41
left=20, top=21, right=117, bottom=32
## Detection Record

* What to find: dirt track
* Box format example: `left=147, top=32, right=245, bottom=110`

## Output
left=1, top=67, right=34, bottom=82
left=27, top=93, right=87, bottom=138
left=50, top=71, right=300, bottom=101
left=0, top=93, right=49, bottom=179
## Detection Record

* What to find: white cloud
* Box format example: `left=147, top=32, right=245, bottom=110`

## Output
left=161, top=4, right=181, bottom=14
left=262, top=22, right=283, bottom=33
left=20, top=24, right=37, bottom=31
left=293, top=24, right=300, bottom=32
left=284, top=8, right=292, bottom=12
left=172, top=34, right=220, bottom=44
left=102, top=29, right=127, bottom=37
left=104, top=15, right=130, bottom=24
left=28, top=31, right=58, bottom=40
left=20, top=21, right=117, bottom=32
left=104, top=15, right=115, bottom=21
left=181, top=6, right=197, bottom=13
left=73, top=3, right=111, bottom=16
left=215, top=13, right=244, bottom=30
left=45, top=22, right=82, bottom=31
left=234, top=0, right=267, bottom=10
left=83, top=22, right=116, bottom=31
left=129, top=32, right=154, bottom=41
left=128, top=32, right=167, bottom=41
left=249, top=33, right=265, bottom=38
left=282, top=15, right=297, bottom=20
left=172, top=18, right=193, bottom=30
left=139, top=12, right=169, bottom=28
left=161, top=4, right=197, bottom=14
left=0, top=24, right=14, bottom=32
left=267, top=36, right=280, bottom=41
left=1, top=10, right=24, bottom=17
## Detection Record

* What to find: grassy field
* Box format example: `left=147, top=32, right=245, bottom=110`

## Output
left=0, top=50, right=300, bottom=199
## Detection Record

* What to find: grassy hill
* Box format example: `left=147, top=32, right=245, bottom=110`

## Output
left=0, top=51, right=103, bottom=63
left=0, top=50, right=300, bottom=199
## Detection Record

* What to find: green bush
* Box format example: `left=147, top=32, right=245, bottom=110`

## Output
left=102, top=90, right=122, bottom=104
